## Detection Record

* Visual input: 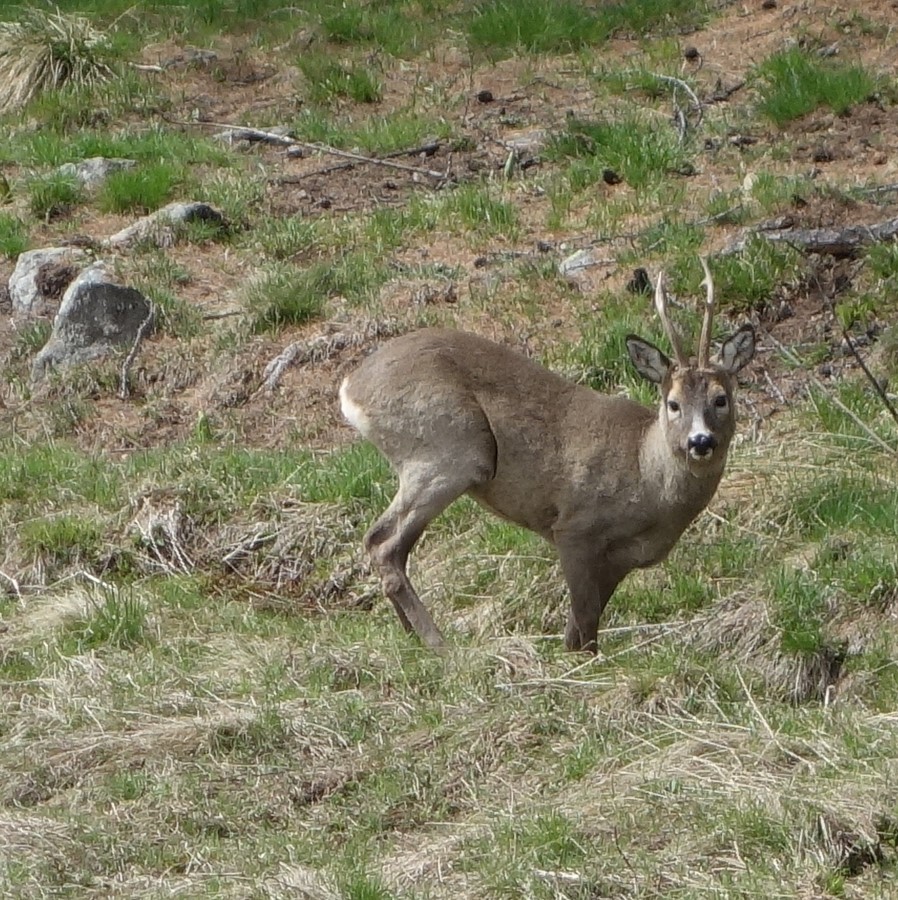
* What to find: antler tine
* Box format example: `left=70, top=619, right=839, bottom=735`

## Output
left=697, top=256, right=715, bottom=368
left=654, top=270, right=689, bottom=367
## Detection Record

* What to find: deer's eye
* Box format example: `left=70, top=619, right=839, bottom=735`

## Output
left=714, top=395, right=728, bottom=408
left=667, top=400, right=680, bottom=413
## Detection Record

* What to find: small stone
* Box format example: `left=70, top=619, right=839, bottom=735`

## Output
left=761, top=0, right=776, bottom=8
left=813, top=146, right=835, bottom=163
left=683, top=46, right=700, bottom=61
left=602, top=168, right=622, bottom=185
left=476, top=89, right=494, bottom=103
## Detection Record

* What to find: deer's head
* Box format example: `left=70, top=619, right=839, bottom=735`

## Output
left=626, top=259, right=755, bottom=467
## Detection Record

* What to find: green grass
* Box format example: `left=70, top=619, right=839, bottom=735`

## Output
left=755, top=47, right=876, bottom=125
left=434, top=182, right=519, bottom=238
left=0, top=211, right=27, bottom=257
left=299, top=54, right=383, bottom=105
left=98, top=161, right=181, bottom=213
left=467, top=0, right=709, bottom=56
left=712, top=236, right=803, bottom=312
left=27, top=171, right=82, bottom=219
left=547, top=115, right=691, bottom=190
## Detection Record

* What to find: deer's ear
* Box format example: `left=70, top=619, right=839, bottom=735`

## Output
left=713, top=324, right=755, bottom=374
left=626, top=335, right=671, bottom=385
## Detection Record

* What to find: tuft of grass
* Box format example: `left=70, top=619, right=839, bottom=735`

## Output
left=299, top=54, right=382, bottom=104
left=27, top=171, right=82, bottom=220
left=468, top=0, right=709, bottom=56
left=548, top=115, right=690, bottom=190
left=755, top=47, right=876, bottom=125
left=433, top=183, right=519, bottom=238
left=468, top=0, right=611, bottom=55
left=98, top=162, right=181, bottom=214
left=61, top=587, right=149, bottom=652
left=244, top=263, right=328, bottom=334
left=319, top=1, right=432, bottom=57
left=250, top=215, right=318, bottom=260
left=712, top=236, right=803, bottom=312
left=0, top=7, right=115, bottom=114
left=18, top=515, right=103, bottom=569
left=0, top=210, right=27, bottom=257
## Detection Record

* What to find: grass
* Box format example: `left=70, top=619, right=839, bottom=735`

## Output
left=755, top=47, right=877, bottom=125
left=98, top=161, right=181, bottom=213
left=0, top=7, right=115, bottom=114
left=467, top=0, right=709, bottom=56
left=0, top=211, right=27, bottom=257
left=299, top=54, right=383, bottom=105
left=243, top=263, right=329, bottom=333
left=547, top=114, right=691, bottom=191
left=27, top=171, right=83, bottom=220
left=2, top=0, right=898, bottom=896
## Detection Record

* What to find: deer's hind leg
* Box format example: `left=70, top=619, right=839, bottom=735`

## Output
left=365, top=444, right=496, bottom=651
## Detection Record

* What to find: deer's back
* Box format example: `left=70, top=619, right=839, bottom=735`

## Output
left=344, top=328, right=658, bottom=537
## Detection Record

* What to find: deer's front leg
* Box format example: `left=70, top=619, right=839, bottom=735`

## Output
left=556, top=539, right=623, bottom=652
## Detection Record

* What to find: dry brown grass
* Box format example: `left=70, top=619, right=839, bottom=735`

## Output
left=0, top=8, right=114, bottom=114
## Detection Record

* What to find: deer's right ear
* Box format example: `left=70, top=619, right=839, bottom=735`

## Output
left=626, top=335, right=671, bottom=385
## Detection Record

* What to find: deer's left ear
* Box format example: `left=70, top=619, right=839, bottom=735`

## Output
left=712, top=324, right=755, bottom=374
left=626, top=335, right=671, bottom=385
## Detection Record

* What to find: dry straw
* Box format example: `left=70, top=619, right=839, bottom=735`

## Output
left=0, top=7, right=113, bottom=114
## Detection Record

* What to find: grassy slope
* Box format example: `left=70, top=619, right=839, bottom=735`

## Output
left=2, top=1, right=898, bottom=897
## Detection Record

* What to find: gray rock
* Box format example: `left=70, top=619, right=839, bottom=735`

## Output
left=9, top=247, right=88, bottom=318
left=32, top=264, right=153, bottom=380
left=504, top=130, right=547, bottom=155
left=102, top=201, right=226, bottom=249
left=558, top=249, right=598, bottom=278
left=57, top=157, right=136, bottom=189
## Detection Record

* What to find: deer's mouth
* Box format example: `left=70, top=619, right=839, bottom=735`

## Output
left=688, top=445, right=716, bottom=462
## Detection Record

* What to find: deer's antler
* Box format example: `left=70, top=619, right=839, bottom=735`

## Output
left=654, top=271, right=689, bottom=367
left=697, top=257, right=715, bottom=368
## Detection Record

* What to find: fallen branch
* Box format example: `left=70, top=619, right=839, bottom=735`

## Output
left=276, top=139, right=442, bottom=183
left=724, top=217, right=898, bottom=258
left=840, top=326, right=898, bottom=431
left=173, top=119, right=451, bottom=182
left=258, top=320, right=400, bottom=393
left=706, top=78, right=745, bottom=103
left=119, top=302, right=155, bottom=401
left=653, top=73, right=703, bottom=139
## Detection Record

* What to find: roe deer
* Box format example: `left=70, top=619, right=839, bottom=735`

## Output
left=339, top=260, right=755, bottom=651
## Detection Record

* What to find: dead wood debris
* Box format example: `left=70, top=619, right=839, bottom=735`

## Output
left=724, top=216, right=898, bottom=258
left=258, top=319, right=401, bottom=393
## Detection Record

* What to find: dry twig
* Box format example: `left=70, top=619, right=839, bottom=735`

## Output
left=174, top=119, right=451, bottom=182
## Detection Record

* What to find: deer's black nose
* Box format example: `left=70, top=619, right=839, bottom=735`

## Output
left=688, top=433, right=717, bottom=456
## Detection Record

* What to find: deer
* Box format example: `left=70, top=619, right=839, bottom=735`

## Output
left=339, top=259, right=755, bottom=652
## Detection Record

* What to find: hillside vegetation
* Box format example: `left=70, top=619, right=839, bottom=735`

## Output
left=1, top=0, right=898, bottom=897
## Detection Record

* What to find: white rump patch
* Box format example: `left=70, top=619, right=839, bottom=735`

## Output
left=339, top=378, right=371, bottom=436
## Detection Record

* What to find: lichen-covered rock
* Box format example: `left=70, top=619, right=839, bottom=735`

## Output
left=56, top=157, right=136, bottom=189
left=9, top=248, right=87, bottom=318
left=31, top=264, right=153, bottom=380
left=102, top=201, right=226, bottom=249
